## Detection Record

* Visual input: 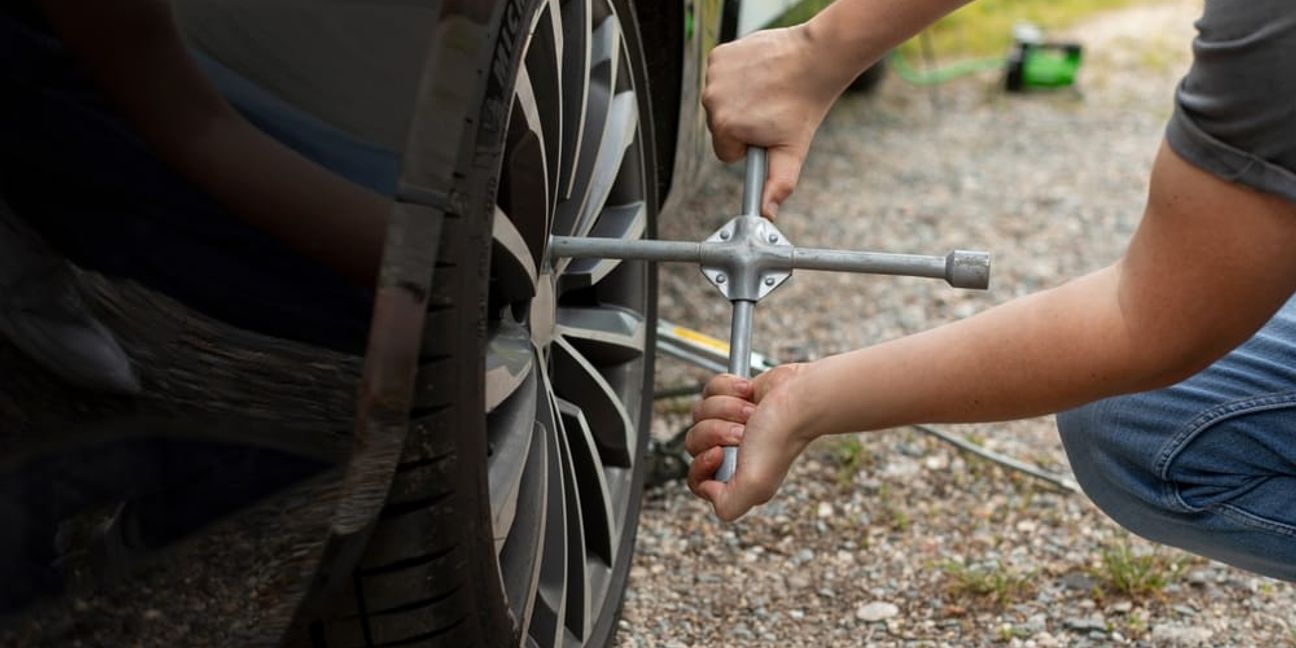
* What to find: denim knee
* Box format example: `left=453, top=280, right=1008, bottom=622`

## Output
left=1057, top=399, right=1174, bottom=540
left=1057, top=393, right=1296, bottom=581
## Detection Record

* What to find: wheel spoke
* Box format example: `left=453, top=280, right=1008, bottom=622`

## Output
left=557, top=0, right=590, bottom=201
left=493, top=206, right=539, bottom=304
left=497, top=417, right=547, bottom=632
left=552, top=15, right=620, bottom=238
left=567, top=92, right=637, bottom=244
left=550, top=337, right=634, bottom=468
left=527, top=386, right=569, bottom=648
left=500, top=66, right=552, bottom=267
left=515, top=66, right=550, bottom=212
left=485, top=317, right=535, bottom=414
left=526, top=0, right=563, bottom=202
left=487, top=352, right=539, bottom=552
left=556, top=399, right=616, bottom=565
left=551, top=415, right=593, bottom=642
left=555, top=305, right=645, bottom=366
left=585, top=199, right=646, bottom=241
left=557, top=200, right=646, bottom=292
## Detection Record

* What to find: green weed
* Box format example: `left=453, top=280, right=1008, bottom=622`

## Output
left=833, top=434, right=869, bottom=484
left=1090, top=543, right=1187, bottom=597
left=888, top=506, right=911, bottom=531
left=1124, top=611, right=1148, bottom=637
left=941, top=560, right=1036, bottom=607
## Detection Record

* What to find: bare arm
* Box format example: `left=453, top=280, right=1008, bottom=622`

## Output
left=703, top=0, right=970, bottom=216
left=808, top=0, right=972, bottom=73
left=687, top=141, right=1296, bottom=520
left=36, top=0, right=388, bottom=285
left=796, top=142, right=1296, bottom=432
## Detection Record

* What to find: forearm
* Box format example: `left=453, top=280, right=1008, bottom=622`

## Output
left=794, top=265, right=1162, bottom=436
left=792, top=142, right=1296, bottom=439
left=805, top=0, right=973, bottom=81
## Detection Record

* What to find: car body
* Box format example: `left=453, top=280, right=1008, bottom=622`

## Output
left=0, top=1, right=815, bottom=645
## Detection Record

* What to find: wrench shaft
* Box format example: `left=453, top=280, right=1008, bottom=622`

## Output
left=793, top=248, right=945, bottom=278
left=742, top=148, right=767, bottom=217
left=716, top=299, right=755, bottom=482
left=547, top=236, right=701, bottom=264
left=550, top=237, right=988, bottom=289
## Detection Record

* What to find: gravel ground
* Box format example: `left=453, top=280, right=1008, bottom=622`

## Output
left=619, top=2, right=1296, bottom=646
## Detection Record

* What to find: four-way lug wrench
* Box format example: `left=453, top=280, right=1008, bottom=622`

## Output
left=549, top=148, right=992, bottom=482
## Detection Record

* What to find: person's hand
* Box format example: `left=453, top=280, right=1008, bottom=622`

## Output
left=685, top=363, right=819, bottom=521
left=702, top=26, right=857, bottom=218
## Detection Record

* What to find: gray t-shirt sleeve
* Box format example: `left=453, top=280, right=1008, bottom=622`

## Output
left=1166, top=0, right=1296, bottom=203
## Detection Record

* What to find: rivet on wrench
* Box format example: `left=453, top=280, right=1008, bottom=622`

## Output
left=716, top=274, right=727, bottom=284
left=720, top=230, right=731, bottom=240
left=768, top=233, right=779, bottom=244
left=763, top=276, right=776, bottom=286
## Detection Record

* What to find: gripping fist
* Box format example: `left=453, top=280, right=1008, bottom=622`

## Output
left=703, top=26, right=851, bottom=218
left=685, top=363, right=816, bottom=521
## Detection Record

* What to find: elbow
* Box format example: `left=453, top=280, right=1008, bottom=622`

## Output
left=1135, top=346, right=1220, bottom=391
left=1119, top=310, right=1257, bottom=393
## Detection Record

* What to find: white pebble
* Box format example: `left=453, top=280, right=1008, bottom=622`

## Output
left=854, top=601, right=900, bottom=622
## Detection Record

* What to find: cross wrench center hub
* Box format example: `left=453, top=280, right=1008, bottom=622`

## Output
left=701, top=215, right=794, bottom=301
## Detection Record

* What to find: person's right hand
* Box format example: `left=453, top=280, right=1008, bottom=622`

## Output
left=702, top=25, right=856, bottom=219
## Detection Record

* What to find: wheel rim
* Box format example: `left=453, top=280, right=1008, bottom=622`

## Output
left=486, top=0, right=650, bottom=646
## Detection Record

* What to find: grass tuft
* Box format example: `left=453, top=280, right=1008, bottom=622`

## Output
left=941, top=560, right=1036, bottom=607
left=1090, top=542, right=1188, bottom=597
left=833, top=434, right=869, bottom=484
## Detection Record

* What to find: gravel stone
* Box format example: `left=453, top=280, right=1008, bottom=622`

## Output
left=1059, top=572, right=1097, bottom=591
left=1186, top=569, right=1211, bottom=586
left=1064, top=617, right=1107, bottom=633
left=855, top=601, right=900, bottom=622
left=1151, top=623, right=1215, bottom=646
left=1032, top=631, right=1060, bottom=647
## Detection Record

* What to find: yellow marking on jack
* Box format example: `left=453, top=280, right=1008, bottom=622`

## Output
left=670, top=325, right=730, bottom=355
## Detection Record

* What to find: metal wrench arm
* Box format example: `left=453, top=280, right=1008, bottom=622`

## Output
left=547, top=239, right=988, bottom=290
left=546, top=237, right=703, bottom=264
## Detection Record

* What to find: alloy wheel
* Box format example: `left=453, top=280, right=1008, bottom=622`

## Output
left=485, top=0, right=652, bottom=645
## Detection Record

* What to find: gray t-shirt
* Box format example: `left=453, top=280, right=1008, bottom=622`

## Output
left=1167, top=0, right=1296, bottom=202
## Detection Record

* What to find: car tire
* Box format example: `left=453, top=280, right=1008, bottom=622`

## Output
left=303, top=1, right=659, bottom=646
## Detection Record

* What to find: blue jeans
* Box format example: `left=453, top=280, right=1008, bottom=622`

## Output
left=1058, top=295, right=1296, bottom=581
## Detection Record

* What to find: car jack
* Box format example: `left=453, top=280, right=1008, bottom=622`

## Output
left=549, top=148, right=991, bottom=482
